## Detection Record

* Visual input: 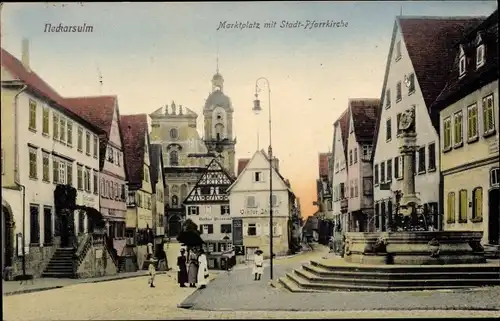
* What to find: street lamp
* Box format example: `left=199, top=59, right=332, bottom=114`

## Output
left=253, top=77, right=274, bottom=280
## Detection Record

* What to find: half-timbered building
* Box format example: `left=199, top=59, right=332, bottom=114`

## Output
left=184, top=158, right=235, bottom=253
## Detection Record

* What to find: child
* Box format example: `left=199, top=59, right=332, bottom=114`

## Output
left=148, top=255, right=157, bottom=288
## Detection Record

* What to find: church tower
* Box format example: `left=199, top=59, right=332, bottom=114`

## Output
left=203, top=65, right=236, bottom=176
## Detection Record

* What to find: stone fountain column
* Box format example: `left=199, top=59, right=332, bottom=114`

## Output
left=397, top=107, right=421, bottom=226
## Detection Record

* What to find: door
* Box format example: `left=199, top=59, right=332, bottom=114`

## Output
left=488, top=189, right=499, bottom=245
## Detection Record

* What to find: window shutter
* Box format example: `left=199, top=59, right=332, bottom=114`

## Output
left=256, top=223, right=261, bottom=236
left=264, top=223, right=269, bottom=236
left=243, top=223, right=248, bottom=236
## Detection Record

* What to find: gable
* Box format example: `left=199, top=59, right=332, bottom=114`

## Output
left=227, top=150, right=289, bottom=193
left=184, top=158, right=235, bottom=204
left=109, top=106, right=122, bottom=148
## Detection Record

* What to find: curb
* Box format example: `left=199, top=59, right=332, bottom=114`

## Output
left=3, top=271, right=168, bottom=296
left=177, top=288, right=202, bottom=309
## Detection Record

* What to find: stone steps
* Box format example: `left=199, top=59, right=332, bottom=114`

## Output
left=42, top=248, right=77, bottom=279
left=278, top=259, right=500, bottom=292
left=303, top=263, right=500, bottom=280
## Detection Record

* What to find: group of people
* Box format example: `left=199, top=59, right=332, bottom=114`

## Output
left=177, top=248, right=209, bottom=289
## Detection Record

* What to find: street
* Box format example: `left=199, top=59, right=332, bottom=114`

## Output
left=3, top=246, right=499, bottom=320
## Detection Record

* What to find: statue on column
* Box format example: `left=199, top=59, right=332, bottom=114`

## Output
left=171, top=101, right=177, bottom=115
left=397, top=106, right=424, bottom=230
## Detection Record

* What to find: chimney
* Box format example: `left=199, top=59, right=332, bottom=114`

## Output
left=271, top=157, right=279, bottom=172
left=22, top=38, right=30, bottom=72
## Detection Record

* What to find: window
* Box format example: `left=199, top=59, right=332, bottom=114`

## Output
left=59, top=117, right=66, bottom=143
left=30, top=204, right=40, bottom=244
left=354, top=180, right=359, bottom=197
left=423, top=144, right=434, bottom=173
left=483, top=94, right=495, bottom=135
left=107, top=146, right=114, bottom=163
left=77, top=127, right=83, bottom=151
left=66, top=121, right=73, bottom=146
left=396, top=113, right=403, bottom=136
left=375, top=202, right=380, bottom=230
left=467, top=103, right=478, bottom=140
left=93, top=170, right=98, bottom=194
left=395, top=40, right=401, bottom=60
left=339, top=182, right=345, bottom=199
left=114, top=182, right=119, bottom=200
left=170, top=128, right=179, bottom=140
left=188, top=206, right=199, bottom=215
left=394, top=156, right=403, bottom=180
left=387, top=159, right=393, bottom=182
left=246, top=196, right=256, bottom=208
left=85, top=132, right=91, bottom=155
left=77, top=165, right=83, bottom=190
left=385, top=89, right=391, bottom=108
left=476, top=44, right=485, bottom=68
left=53, top=159, right=59, bottom=183
left=44, top=207, right=53, bottom=245
left=53, top=113, right=59, bottom=141
left=58, top=161, right=66, bottom=184
left=447, top=192, right=455, bottom=223
left=221, top=205, right=230, bottom=215
left=459, top=55, right=466, bottom=77
left=169, top=150, right=179, bottom=166
left=42, top=152, right=50, bottom=182
left=374, top=164, right=379, bottom=185
left=380, top=161, right=386, bottom=183
left=458, top=189, right=467, bottom=223
left=349, top=181, right=354, bottom=198
left=407, top=73, right=415, bottom=94
left=453, top=111, right=463, bottom=146
left=491, top=168, right=500, bottom=187
left=271, top=194, right=278, bottom=207
left=42, top=108, right=50, bottom=135
left=353, top=148, right=358, bottom=163
left=386, top=118, right=392, bottom=141
left=247, top=223, right=257, bottom=236
left=412, top=153, right=416, bottom=177
left=66, top=162, right=73, bottom=186
left=116, top=152, right=121, bottom=166
left=254, top=171, right=263, bottom=182
left=221, top=224, right=232, bottom=234
left=127, top=191, right=136, bottom=206
left=417, top=146, right=425, bottom=173
left=361, top=145, right=371, bottom=161
left=171, top=195, right=177, bottom=207
left=144, top=166, right=149, bottom=182
left=349, top=150, right=353, bottom=165
left=29, top=148, right=38, bottom=179
left=93, top=135, right=98, bottom=158
left=363, top=177, right=373, bottom=196
left=396, top=82, right=402, bottom=102
left=472, top=187, right=483, bottom=221
left=204, top=224, right=214, bottom=234
left=443, top=117, right=452, bottom=150
left=29, top=100, right=37, bottom=130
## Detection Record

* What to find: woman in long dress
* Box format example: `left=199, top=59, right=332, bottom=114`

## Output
left=177, top=249, right=188, bottom=287
left=187, top=249, right=198, bottom=288
left=196, top=248, right=208, bottom=289
left=253, top=249, right=264, bottom=281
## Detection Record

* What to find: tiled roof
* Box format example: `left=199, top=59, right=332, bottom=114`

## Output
left=63, top=96, right=118, bottom=137
left=432, top=10, right=498, bottom=110
left=337, top=109, right=350, bottom=161
left=349, top=99, right=381, bottom=143
left=237, top=158, right=250, bottom=176
left=149, top=144, right=164, bottom=193
left=0, top=48, right=103, bottom=134
left=120, top=114, right=149, bottom=188
left=318, top=153, right=330, bottom=177
left=399, top=16, right=485, bottom=128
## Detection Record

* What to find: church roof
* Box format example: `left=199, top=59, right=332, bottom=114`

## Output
left=204, top=89, right=232, bottom=111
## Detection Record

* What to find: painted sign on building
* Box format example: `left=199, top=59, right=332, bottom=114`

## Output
left=232, top=218, right=243, bottom=246
left=239, top=208, right=280, bottom=215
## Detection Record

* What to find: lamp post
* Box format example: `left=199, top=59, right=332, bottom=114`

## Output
left=252, top=77, right=274, bottom=280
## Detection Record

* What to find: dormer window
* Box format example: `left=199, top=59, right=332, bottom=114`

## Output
left=476, top=44, right=485, bottom=69
left=458, top=45, right=466, bottom=78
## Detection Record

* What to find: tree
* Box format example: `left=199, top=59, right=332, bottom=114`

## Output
left=182, top=218, right=199, bottom=234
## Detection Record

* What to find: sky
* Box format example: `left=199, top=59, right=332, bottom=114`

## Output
left=1, top=1, right=497, bottom=218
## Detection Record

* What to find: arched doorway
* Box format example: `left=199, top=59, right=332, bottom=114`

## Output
left=2, top=202, right=15, bottom=270
left=168, top=215, right=182, bottom=238
left=488, top=188, right=499, bottom=245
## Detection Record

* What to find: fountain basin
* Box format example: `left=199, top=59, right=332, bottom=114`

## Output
left=344, top=231, right=486, bottom=265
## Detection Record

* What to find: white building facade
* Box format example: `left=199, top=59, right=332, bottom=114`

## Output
left=331, top=111, right=349, bottom=233
left=228, top=150, right=292, bottom=259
